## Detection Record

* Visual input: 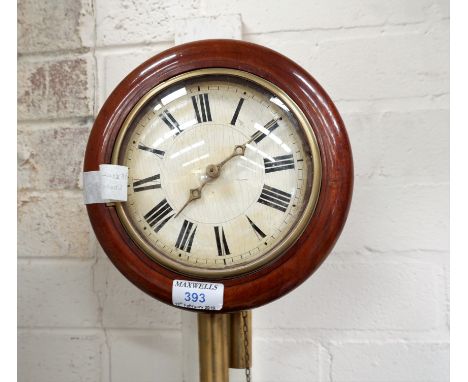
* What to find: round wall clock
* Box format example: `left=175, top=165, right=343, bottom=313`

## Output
left=84, top=39, right=353, bottom=312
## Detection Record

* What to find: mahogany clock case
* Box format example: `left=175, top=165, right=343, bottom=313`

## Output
left=84, top=39, right=353, bottom=312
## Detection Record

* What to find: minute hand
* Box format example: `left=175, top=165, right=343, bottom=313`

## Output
left=207, top=137, right=254, bottom=178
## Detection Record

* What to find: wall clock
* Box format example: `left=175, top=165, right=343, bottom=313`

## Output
left=84, top=39, right=353, bottom=313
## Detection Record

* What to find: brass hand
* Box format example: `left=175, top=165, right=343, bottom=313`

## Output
left=204, top=134, right=257, bottom=179
left=206, top=144, right=247, bottom=180
left=174, top=139, right=253, bottom=218
left=174, top=182, right=206, bottom=218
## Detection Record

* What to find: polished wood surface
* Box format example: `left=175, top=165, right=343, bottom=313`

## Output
left=84, top=39, right=353, bottom=312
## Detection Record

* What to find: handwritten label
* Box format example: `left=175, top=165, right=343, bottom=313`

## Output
left=83, top=165, right=128, bottom=204
left=172, top=280, right=224, bottom=310
left=99, top=164, right=128, bottom=201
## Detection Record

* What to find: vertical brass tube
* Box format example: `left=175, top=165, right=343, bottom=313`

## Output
left=229, top=310, right=252, bottom=369
left=198, top=313, right=229, bottom=382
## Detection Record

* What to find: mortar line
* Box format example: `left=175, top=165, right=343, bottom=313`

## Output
left=317, top=342, right=333, bottom=382
left=94, top=40, right=174, bottom=53
left=18, top=116, right=95, bottom=125
left=243, top=21, right=429, bottom=36
left=18, top=48, right=93, bottom=61
left=18, top=326, right=183, bottom=332
left=17, top=257, right=95, bottom=264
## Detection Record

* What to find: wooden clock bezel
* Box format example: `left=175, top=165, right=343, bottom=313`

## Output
left=84, top=39, right=353, bottom=312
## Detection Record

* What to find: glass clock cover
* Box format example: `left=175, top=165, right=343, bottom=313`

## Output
left=84, top=40, right=353, bottom=311
left=113, top=69, right=321, bottom=278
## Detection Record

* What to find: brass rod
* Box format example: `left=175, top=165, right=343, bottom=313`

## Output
left=229, top=310, right=252, bottom=369
left=198, top=313, right=229, bottom=382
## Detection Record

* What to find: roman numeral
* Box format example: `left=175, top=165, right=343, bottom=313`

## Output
left=175, top=220, right=197, bottom=253
left=133, top=174, right=161, bottom=192
left=230, top=98, right=245, bottom=125
left=264, top=154, right=295, bottom=173
left=159, top=109, right=181, bottom=134
left=214, top=226, right=230, bottom=256
left=138, top=143, right=165, bottom=158
left=192, top=94, right=212, bottom=123
left=251, top=119, right=280, bottom=143
left=144, top=199, right=174, bottom=232
left=257, top=185, right=292, bottom=212
left=246, top=215, right=266, bottom=240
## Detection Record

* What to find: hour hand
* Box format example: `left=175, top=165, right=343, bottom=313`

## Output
left=174, top=186, right=203, bottom=218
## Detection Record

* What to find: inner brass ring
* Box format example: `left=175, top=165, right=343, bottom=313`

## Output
left=111, top=68, right=322, bottom=279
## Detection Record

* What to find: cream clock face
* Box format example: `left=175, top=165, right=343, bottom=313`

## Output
left=113, top=69, right=321, bottom=277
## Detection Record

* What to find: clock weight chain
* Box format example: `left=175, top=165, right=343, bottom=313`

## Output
left=240, top=310, right=252, bottom=382
left=198, top=310, right=252, bottom=382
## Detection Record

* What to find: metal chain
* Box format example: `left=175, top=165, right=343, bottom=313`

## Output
left=241, top=310, right=252, bottom=382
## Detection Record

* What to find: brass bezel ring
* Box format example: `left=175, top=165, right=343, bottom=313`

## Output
left=111, top=68, right=322, bottom=279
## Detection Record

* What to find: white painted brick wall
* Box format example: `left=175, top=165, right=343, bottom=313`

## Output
left=95, top=0, right=200, bottom=46
left=18, top=259, right=100, bottom=328
left=17, top=0, right=449, bottom=381
left=202, top=0, right=440, bottom=32
left=108, top=330, right=183, bottom=382
left=251, top=338, right=321, bottom=382
left=96, top=43, right=172, bottom=107
left=328, top=342, right=449, bottom=382
left=18, top=191, right=92, bottom=258
left=254, top=261, right=445, bottom=331
left=93, top=249, right=182, bottom=329
left=175, top=14, right=242, bottom=44
left=18, top=329, right=105, bottom=382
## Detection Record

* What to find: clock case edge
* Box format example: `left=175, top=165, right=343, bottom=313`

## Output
left=84, top=39, right=353, bottom=312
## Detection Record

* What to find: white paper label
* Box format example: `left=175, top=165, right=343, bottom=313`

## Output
left=99, top=164, right=128, bottom=201
left=172, top=280, right=224, bottom=310
left=83, top=165, right=128, bottom=204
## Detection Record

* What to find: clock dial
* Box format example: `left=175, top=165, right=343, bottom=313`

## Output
left=114, top=69, right=321, bottom=277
